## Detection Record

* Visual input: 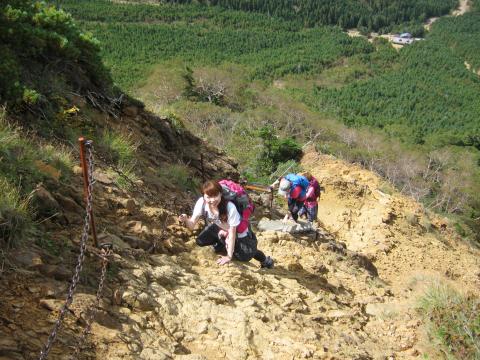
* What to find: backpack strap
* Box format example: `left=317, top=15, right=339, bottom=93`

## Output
left=202, top=199, right=210, bottom=225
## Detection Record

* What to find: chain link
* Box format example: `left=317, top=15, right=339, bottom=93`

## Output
left=38, top=142, right=96, bottom=360
left=95, top=152, right=141, bottom=192
left=71, top=247, right=111, bottom=359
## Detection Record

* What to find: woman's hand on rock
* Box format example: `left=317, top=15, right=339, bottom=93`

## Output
left=217, top=256, right=231, bottom=265
left=218, top=229, right=228, bottom=238
left=179, top=214, right=188, bottom=224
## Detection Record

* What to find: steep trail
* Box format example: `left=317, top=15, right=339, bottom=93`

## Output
left=302, top=150, right=480, bottom=356
left=1, top=104, right=479, bottom=359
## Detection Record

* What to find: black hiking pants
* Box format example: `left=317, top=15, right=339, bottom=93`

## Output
left=288, top=198, right=304, bottom=221
left=196, top=223, right=266, bottom=263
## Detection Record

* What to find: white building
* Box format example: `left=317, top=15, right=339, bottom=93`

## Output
left=392, top=32, right=415, bottom=45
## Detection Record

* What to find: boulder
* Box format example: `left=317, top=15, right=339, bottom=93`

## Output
left=53, top=193, right=83, bottom=213
left=33, top=185, right=60, bottom=217
left=93, top=170, right=114, bottom=185
left=125, top=220, right=150, bottom=234
left=11, top=249, right=43, bottom=269
left=98, top=232, right=131, bottom=250
left=121, top=235, right=151, bottom=250
left=257, top=218, right=315, bottom=234
left=38, top=264, right=72, bottom=281
left=34, top=160, right=61, bottom=181
left=39, top=298, right=64, bottom=312
left=120, top=198, right=137, bottom=214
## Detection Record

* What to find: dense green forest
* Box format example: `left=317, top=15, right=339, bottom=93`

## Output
left=429, top=10, right=480, bottom=70
left=1, top=0, right=475, bottom=234
left=57, top=0, right=480, bottom=241
left=136, top=0, right=458, bottom=32
left=303, top=4, right=480, bottom=150
left=61, top=0, right=372, bottom=89
left=309, top=39, right=480, bottom=149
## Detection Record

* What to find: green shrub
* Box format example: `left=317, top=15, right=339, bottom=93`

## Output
left=39, top=143, right=74, bottom=179
left=256, top=126, right=302, bottom=176
left=0, top=177, right=32, bottom=248
left=378, top=181, right=395, bottom=195
left=98, top=130, right=140, bottom=189
left=454, top=222, right=467, bottom=237
left=0, top=110, right=73, bottom=186
left=22, top=88, right=41, bottom=105
left=0, top=0, right=111, bottom=108
left=418, top=284, right=480, bottom=359
left=99, top=130, right=137, bottom=166
left=110, top=163, right=139, bottom=191
left=165, top=111, right=185, bottom=133
left=158, top=163, right=200, bottom=192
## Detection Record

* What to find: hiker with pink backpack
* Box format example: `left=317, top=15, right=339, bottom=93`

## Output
left=297, top=172, right=321, bottom=226
left=179, top=180, right=274, bottom=268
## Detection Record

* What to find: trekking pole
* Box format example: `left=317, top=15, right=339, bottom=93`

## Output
left=79, top=137, right=98, bottom=248
left=269, top=186, right=273, bottom=213
left=270, top=161, right=295, bottom=181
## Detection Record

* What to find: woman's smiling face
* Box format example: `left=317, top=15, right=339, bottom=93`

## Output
left=204, top=193, right=221, bottom=207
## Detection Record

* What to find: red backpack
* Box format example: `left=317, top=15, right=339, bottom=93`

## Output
left=309, top=178, right=321, bottom=200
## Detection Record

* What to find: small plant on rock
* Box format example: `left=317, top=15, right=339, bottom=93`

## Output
left=0, top=177, right=33, bottom=248
left=418, top=283, right=480, bottom=359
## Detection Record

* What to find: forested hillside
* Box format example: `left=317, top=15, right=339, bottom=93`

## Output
left=310, top=39, right=480, bottom=149
left=142, top=0, right=458, bottom=32
left=62, top=0, right=372, bottom=89
left=1, top=2, right=479, bottom=360
left=59, top=0, right=480, bottom=240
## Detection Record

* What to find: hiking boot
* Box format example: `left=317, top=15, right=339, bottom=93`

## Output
left=261, top=256, right=274, bottom=269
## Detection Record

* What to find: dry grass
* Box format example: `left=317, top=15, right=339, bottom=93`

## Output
left=418, top=283, right=480, bottom=359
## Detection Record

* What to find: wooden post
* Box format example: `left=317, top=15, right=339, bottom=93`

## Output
left=79, top=137, right=98, bottom=247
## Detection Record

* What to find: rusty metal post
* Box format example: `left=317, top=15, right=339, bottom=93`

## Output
left=79, top=137, right=98, bottom=247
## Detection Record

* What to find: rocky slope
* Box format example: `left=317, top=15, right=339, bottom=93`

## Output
left=1, top=111, right=479, bottom=360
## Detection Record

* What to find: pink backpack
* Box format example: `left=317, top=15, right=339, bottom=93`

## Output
left=218, top=179, right=254, bottom=214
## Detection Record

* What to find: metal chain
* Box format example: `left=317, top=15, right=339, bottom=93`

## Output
left=71, top=247, right=112, bottom=359
left=38, top=142, right=96, bottom=360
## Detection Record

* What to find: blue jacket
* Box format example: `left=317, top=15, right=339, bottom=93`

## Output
left=284, top=174, right=309, bottom=199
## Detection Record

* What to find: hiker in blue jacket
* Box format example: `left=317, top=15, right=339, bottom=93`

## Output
left=271, top=173, right=309, bottom=223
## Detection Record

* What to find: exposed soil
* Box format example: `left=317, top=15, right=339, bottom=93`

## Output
left=1, top=122, right=478, bottom=359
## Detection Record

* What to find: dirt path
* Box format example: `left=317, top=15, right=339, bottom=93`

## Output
left=302, top=150, right=480, bottom=357
left=425, top=0, right=470, bottom=30
left=453, top=0, right=471, bottom=16
left=2, top=148, right=479, bottom=359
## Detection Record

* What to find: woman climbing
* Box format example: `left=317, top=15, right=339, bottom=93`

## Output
left=270, top=173, right=309, bottom=223
left=179, top=180, right=274, bottom=268
left=297, top=172, right=321, bottom=228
